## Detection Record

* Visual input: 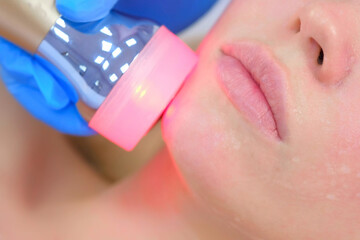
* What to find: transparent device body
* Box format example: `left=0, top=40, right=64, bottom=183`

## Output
left=38, top=12, right=159, bottom=109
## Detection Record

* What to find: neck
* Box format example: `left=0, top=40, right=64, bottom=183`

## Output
left=99, top=147, right=242, bottom=240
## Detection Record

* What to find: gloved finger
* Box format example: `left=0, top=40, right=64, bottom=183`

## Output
left=35, top=55, right=79, bottom=103
left=56, top=0, right=118, bottom=22
left=0, top=38, right=76, bottom=110
left=113, top=0, right=217, bottom=33
left=4, top=75, right=95, bottom=136
left=0, top=38, right=34, bottom=82
left=33, top=60, right=70, bottom=110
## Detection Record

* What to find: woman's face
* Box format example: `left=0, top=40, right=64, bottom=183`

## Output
left=163, top=0, right=360, bottom=238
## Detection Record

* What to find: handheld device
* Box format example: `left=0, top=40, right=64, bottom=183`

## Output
left=0, top=0, right=198, bottom=151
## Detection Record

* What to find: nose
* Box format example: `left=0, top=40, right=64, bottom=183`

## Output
left=298, top=1, right=357, bottom=85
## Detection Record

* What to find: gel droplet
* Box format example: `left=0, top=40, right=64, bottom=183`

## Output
left=326, top=194, right=337, bottom=201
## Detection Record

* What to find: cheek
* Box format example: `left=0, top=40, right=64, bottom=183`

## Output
left=162, top=66, right=237, bottom=198
left=278, top=70, right=360, bottom=202
left=162, top=61, right=282, bottom=214
left=278, top=149, right=360, bottom=205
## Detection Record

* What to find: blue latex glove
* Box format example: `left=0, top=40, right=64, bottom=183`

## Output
left=0, top=0, right=216, bottom=136
left=113, top=0, right=217, bottom=33
left=58, top=0, right=217, bottom=33
left=0, top=0, right=118, bottom=136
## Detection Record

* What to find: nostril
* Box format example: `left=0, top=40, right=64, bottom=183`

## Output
left=317, top=48, right=324, bottom=65
left=309, top=38, right=324, bottom=66
left=292, top=18, right=302, bottom=33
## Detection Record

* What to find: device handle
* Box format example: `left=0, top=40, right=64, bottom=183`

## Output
left=0, top=0, right=60, bottom=53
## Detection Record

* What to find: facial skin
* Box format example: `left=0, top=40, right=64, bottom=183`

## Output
left=163, top=0, right=360, bottom=238
left=3, top=0, right=360, bottom=239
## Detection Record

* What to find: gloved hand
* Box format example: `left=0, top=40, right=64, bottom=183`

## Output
left=113, top=0, right=217, bottom=33
left=0, top=0, right=118, bottom=136
left=59, top=0, right=217, bottom=33
left=0, top=0, right=216, bottom=136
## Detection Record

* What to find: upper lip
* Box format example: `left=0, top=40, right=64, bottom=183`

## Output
left=221, top=41, right=288, bottom=140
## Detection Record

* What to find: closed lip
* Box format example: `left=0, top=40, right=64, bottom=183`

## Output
left=217, top=41, right=287, bottom=140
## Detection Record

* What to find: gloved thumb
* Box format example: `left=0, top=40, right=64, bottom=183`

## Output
left=56, top=0, right=118, bottom=22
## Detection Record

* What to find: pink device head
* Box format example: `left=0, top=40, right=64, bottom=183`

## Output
left=89, top=26, right=198, bottom=151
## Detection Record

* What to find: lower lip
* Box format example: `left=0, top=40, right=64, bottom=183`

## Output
left=217, top=55, right=278, bottom=139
